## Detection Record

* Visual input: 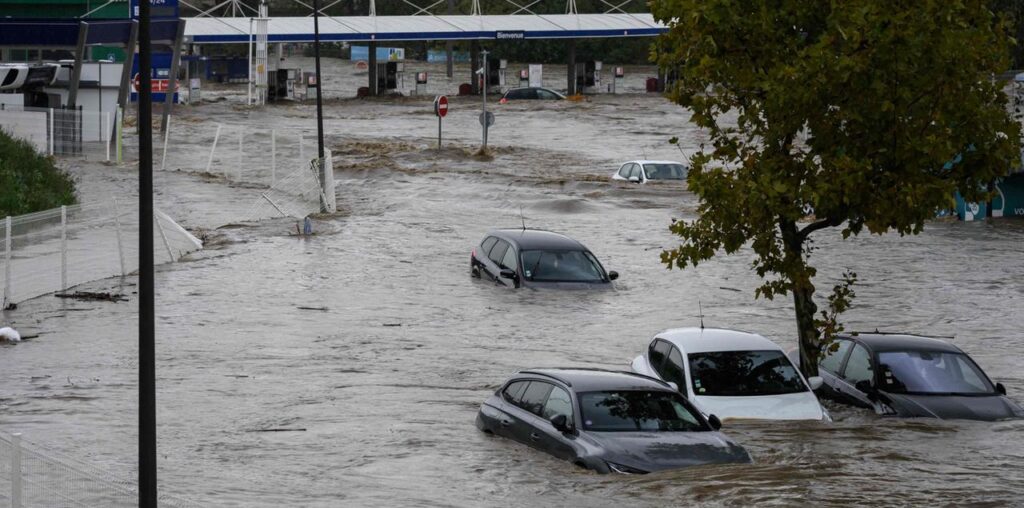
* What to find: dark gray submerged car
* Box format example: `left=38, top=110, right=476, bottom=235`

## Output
left=476, top=368, right=751, bottom=474
left=817, top=333, right=1024, bottom=421
left=470, top=229, right=618, bottom=289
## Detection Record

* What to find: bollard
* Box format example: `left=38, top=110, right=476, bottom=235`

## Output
left=113, top=198, right=126, bottom=277
left=206, top=124, right=222, bottom=174
left=303, top=216, right=313, bottom=235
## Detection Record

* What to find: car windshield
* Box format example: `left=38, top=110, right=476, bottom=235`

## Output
left=878, top=351, right=995, bottom=394
left=688, top=350, right=807, bottom=396
left=521, top=249, right=605, bottom=282
left=642, top=163, right=687, bottom=180
left=579, top=391, right=708, bottom=432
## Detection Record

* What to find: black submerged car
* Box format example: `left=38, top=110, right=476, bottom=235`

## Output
left=476, top=368, right=751, bottom=474
left=470, top=229, right=617, bottom=288
left=817, top=333, right=1023, bottom=421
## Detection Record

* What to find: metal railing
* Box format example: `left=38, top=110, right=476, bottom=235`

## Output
left=0, top=431, right=202, bottom=508
left=1, top=201, right=202, bottom=309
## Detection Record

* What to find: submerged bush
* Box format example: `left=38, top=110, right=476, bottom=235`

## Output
left=0, top=130, right=76, bottom=217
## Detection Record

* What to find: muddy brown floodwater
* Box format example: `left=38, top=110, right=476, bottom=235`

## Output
left=2, top=61, right=1024, bottom=507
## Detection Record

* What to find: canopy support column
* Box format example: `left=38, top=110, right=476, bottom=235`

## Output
left=68, top=22, right=90, bottom=108
left=566, top=38, right=576, bottom=96
left=161, top=21, right=185, bottom=132
left=368, top=40, right=377, bottom=96
left=117, top=20, right=139, bottom=113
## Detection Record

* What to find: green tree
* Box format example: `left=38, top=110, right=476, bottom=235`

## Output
left=653, top=0, right=1020, bottom=376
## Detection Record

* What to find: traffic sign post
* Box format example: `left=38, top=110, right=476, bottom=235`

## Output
left=434, top=95, right=449, bottom=150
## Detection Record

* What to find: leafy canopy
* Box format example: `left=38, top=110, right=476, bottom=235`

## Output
left=655, top=0, right=1020, bottom=300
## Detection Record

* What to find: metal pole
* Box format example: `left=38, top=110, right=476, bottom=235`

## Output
left=3, top=216, right=11, bottom=309
left=138, top=0, right=158, bottom=502
left=205, top=124, right=221, bottom=174
left=271, top=129, right=276, bottom=185
left=237, top=127, right=244, bottom=181
left=482, top=49, right=488, bottom=150
left=11, top=433, right=21, bottom=508
left=312, top=0, right=327, bottom=212
left=445, top=0, right=454, bottom=78
left=248, top=19, right=253, bottom=105
left=438, top=114, right=442, bottom=151
left=114, top=198, right=126, bottom=277
left=160, top=114, right=170, bottom=171
left=60, top=205, right=67, bottom=291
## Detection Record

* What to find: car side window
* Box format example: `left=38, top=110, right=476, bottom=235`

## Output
left=618, top=164, right=631, bottom=178
left=526, top=88, right=539, bottom=99
left=488, top=240, right=509, bottom=265
left=500, top=245, right=518, bottom=271
left=502, top=381, right=528, bottom=404
left=662, top=347, right=687, bottom=390
left=518, top=381, right=554, bottom=416
left=541, top=386, right=573, bottom=420
left=649, top=339, right=671, bottom=372
left=628, top=164, right=641, bottom=179
left=820, top=339, right=853, bottom=374
left=843, top=344, right=874, bottom=385
left=481, top=236, right=497, bottom=255
left=537, top=89, right=557, bottom=99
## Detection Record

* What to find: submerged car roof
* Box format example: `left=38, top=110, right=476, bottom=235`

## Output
left=487, top=229, right=587, bottom=251
left=624, top=160, right=686, bottom=166
left=656, top=327, right=784, bottom=355
left=841, top=333, right=963, bottom=354
left=517, top=368, right=672, bottom=392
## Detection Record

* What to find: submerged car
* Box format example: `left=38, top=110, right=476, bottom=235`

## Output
left=500, top=87, right=565, bottom=101
left=816, top=333, right=1023, bottom=421
left=476, top=368, right=751, bottom=474
left=611, top=160, right=688, bottom=184
left=470, top=229, right=618, bottom=288
left=631, top=328, right=829, bottom=422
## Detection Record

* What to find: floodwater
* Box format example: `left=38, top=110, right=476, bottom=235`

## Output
left=2, top=60, right=1024, bottom=506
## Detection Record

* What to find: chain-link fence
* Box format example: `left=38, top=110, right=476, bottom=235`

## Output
left=0, top=104, right=120, bottom=162
left=159, top=117, right=335, bottom=220
left=0, top=431, right=202, bottom=508
left=1, top=201, right=202, bottom=309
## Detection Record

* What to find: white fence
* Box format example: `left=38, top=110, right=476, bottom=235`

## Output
left=0, top=431, right=201, bottom=508
left=160, top=118, right=335, bottom=220
left=0, top=104, right=120, bottom=162
left=1, top=201, right=202, bottom=308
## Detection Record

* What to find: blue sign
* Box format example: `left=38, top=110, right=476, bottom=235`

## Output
left=130, top=0, right=179, bottom=19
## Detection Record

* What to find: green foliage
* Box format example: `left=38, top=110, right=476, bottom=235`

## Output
left=654, top=0, right=1020, bottom=374
left=0, top=130, right=76, bottom=218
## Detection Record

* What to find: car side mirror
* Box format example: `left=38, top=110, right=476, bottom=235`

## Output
left=628, top=176, right=640, bottom=183
left=707, top=414, right=722, bottom=431
left=666, top=381, right=679, bottom=391
left=550, top=413, right=571, bottom=433
left=499, top=269, right=516, bottom=280
left=807, top=376, right=824, bottom=391
left=996, top=382, right=1007, bottom=396
left=608, top=271, right=619, bottom=281
left=855, top=380, right=877, bottom=401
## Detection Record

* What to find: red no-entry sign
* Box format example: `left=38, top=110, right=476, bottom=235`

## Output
left=434, top=95, right=449, bottom=118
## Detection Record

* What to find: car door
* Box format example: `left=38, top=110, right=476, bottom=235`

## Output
left=818, top=339, right=853, bottom=400
left=483, top=239, right=510, bottom=282
left=499, top=244, right=521, bottom=288
left=534, top=385, right=578, bottom=461
left=506, top=381, right=554, bottom=448
left=627, top=164, right=642, bottom=183
left=647, top=339, right=672, bottom=376
left=661, top=346, right=689, bottom=396
left=835, top=343, right=875, bottom=408
left=490, top=380, right=530, bottom=438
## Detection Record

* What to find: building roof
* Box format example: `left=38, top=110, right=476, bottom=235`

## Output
left=183, top=13, right=666, bottom=44
left=518, top=368, right=672, bottom=392
left=841, top=333, right=963, bottom=354
left=0, top=18, right=181, bottom=48
left=488, top=229, right=586, bottom=251
left=656, top=327, right=785, bottom=355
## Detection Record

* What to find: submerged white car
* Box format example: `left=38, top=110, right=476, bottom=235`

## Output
left=611, top=160, right=688, bottom=184
left=630, top=327, right=830, bottom=422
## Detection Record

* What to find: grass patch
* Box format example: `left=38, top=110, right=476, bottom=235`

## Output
left=0, top=130, right=76, bottom=217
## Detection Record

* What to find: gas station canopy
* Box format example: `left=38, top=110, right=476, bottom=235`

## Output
left=183, top=14, right=666, bottom=44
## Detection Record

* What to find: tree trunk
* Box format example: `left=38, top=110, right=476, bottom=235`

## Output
left=780, top=219, right=820, bottom=377
left=792, top=283, right=820, bottom=377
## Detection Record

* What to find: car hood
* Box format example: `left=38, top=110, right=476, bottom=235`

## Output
left=582, top=431, right=750, bottom=473
left=522, top=280, right=613, bottom=290
left=880, top=392, right=1024, bottom=421
left=693, top=392, right=824, bottom=421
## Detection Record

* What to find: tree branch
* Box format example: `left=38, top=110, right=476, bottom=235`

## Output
left=799, top=216, right=845, bottom=239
